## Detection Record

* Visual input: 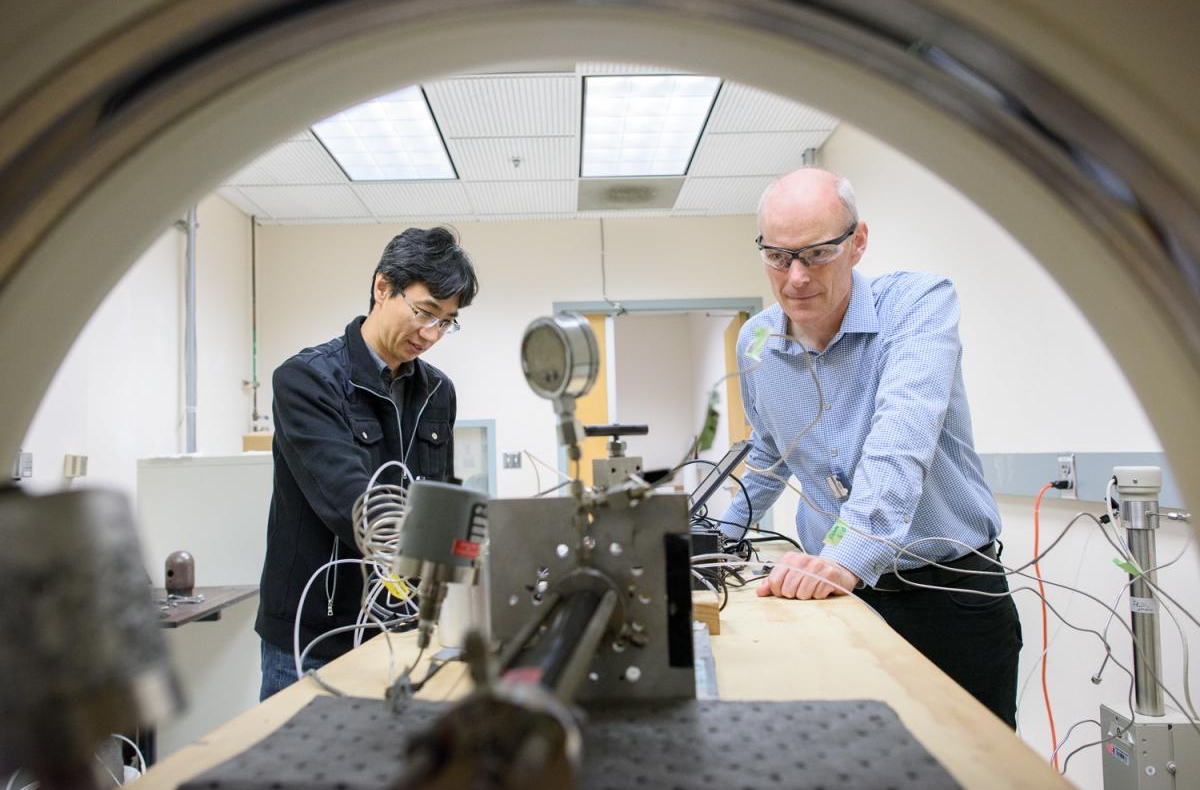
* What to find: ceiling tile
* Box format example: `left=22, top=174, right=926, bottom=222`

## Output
left=578, top=177, right=684, bottom=211
left=448, top=136, right=576, bottom=181
left=216, top=187, right=269, bottom=217
left=425, top=75, right=578, bottom=137
left=464, top=181, right=576, bottom=215
left=223, top=139, right=347, bottom=186
left=688, top=131, right=831, bottom=177
left=674, top=176, right=777, bottom=214
left=235, top=185, right=370, bottom=220
left=577, top=62, right=681, bottom=75
left=706, top=83, right=839, bottom=133
left=352, top=182, right=473, bottom=216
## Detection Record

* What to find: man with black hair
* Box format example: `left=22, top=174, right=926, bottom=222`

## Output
left=255, top=226, right=479, bottom=699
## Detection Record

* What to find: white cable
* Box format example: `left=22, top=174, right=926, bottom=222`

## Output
left=109, top=732, right=147, bottom=776
left=1051, top=718, right=1103, bottom=764
left=1014, top=513, right=1100, bottom=732
left=690, top=567, right=722, bottom=604
left=1161, top=601, right=1200, bottom=721
left=742, top=335, right=824, bottom=481
left=94, top=754, right=122, bottom=787
left=901, top=558, right=1200, bottom=739
left=293, top=557, right=374, bottom=679
left=522, top=450, right=573, bottom=483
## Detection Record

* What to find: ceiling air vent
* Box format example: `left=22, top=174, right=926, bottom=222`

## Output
left=577, top=177, right=684, bottom=211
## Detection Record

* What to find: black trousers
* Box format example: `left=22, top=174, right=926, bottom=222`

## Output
left=856, top=552, right=1023, bottom=728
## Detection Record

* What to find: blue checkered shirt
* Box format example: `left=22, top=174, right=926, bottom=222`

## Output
left=721, top=270, right=1001, bottom=586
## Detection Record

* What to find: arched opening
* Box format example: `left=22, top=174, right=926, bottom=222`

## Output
left=1, top=3, right=1196, bottom=782
left=2, top=1, right=1195, bottom=511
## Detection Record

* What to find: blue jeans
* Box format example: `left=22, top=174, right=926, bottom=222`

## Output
left=260, top=639, right=328, bottom=701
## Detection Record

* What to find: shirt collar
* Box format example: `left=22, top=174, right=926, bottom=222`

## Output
left=365, top=340, right=414, bottom=385
left=839, top=269, right=881, bottom=337
left=768, top=269, right=880, bottom=355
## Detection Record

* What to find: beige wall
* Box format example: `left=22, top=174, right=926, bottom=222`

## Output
left=255, top=215, right=768, bottom=497
left=21, top=193, right=252, bottom=498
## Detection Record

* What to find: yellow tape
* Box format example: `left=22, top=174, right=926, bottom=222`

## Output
left=382, top=575, right=412, bottom=600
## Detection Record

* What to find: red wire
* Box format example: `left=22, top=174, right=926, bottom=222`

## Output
left=1033, top=481, right=1060, bottom=769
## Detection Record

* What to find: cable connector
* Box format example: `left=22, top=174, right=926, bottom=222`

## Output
left=1050, top=480, right=1072, bottom=490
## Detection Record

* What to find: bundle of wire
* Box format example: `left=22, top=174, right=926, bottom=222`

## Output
left=349, top=460, right=419, bottom=646
left=291, top=462, right=422, bottom=692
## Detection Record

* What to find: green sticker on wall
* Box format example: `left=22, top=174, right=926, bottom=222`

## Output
left=824, top=518, right=849, bottom=546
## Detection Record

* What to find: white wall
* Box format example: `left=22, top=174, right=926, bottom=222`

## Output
left=20, top=230, right=182, bottom=495
left=821, top=123, right=1160, bottom=453
left=20, top=193, right=253, bottom=500
left=612, top=313, right=698, bottom=472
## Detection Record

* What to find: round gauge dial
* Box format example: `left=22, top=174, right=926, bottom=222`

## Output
left=520, top=313, right=599, bottom=400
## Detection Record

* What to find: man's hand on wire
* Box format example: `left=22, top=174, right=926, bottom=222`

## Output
left=757, top=551, right=859, bottom=600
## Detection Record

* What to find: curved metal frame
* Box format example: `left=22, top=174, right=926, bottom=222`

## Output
left=0, top=0, right=1196, bottom=508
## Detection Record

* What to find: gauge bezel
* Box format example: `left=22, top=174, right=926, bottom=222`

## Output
left=520, top=312, right=600, bottom=400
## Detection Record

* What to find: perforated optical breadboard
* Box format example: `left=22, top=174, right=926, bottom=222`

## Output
left=181, top=695, right=961, bottom=790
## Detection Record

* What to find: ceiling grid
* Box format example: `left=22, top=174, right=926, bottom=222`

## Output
left=218, top=66, right=838, bottom=224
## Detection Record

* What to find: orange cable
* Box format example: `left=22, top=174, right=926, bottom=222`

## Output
left=1033, top=481, right=1060, bottom=769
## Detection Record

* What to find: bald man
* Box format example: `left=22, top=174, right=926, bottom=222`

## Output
left=721, top=168, right=1022, bottom=727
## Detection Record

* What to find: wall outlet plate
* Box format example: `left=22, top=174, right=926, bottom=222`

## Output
left=502, top=452, right=522, bottom=469
left=1057, top=453, right=1077, bottom=499
left=63, top=453, right=88, bottom=478
left=11, top=450, right=32, bottom=480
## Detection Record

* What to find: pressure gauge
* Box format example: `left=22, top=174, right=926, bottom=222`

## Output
left=521, top=313, right=599, bottom=400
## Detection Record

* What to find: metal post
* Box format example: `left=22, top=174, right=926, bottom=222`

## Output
left=184, top=205, right=198, bottom=453
left=1115, top=466, right=1164, bottom=716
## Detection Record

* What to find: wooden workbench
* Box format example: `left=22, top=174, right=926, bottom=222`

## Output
left=131, top=587, right=1069, bottom=789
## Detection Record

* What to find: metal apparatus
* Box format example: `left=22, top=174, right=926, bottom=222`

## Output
left=1101, top=466, right=1198, bottom=790
left=584, top=423, right=649, bottom=490
left=393, top=480, right=488, bottom=651
left=0, top=487, right=181, bottom=790
left=396, top=314, right=694, bottom=790
left=1116, top=466, right=1167, bottom=716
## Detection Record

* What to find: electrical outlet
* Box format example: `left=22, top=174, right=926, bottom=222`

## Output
left=63, top=453, right=88, bottom=478
left=11, top=450, right=32, bottom=480
left=502, top=452, right=522, bottom=470
left=1056, top=453, right=1077, bottom=499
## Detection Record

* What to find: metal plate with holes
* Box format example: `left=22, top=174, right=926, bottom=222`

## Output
left=485, top=494, right=694, bottom=701
left=180, top=695, right=961, bottom=790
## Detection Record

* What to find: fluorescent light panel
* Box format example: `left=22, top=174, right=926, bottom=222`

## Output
left=312, top=86, right=455, bottom=181
left=581, top=75, right=721, bottom=177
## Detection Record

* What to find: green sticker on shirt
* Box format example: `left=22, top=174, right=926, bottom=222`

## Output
left=746, top=326, right=769, bottom=362
left=824, top=518, right=849, bottom=546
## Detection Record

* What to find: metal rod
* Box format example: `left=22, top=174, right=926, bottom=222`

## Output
left=184, top=205, right=198, bottom=453
left=505, top=587, right=617, bottom=703
left=1123, top=495, right=1164, bottom=716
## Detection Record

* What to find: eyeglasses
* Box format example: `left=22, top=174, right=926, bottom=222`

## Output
left=401, top=291, right=460, bottom=335
left=755, top=223, right=857, bottom=270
